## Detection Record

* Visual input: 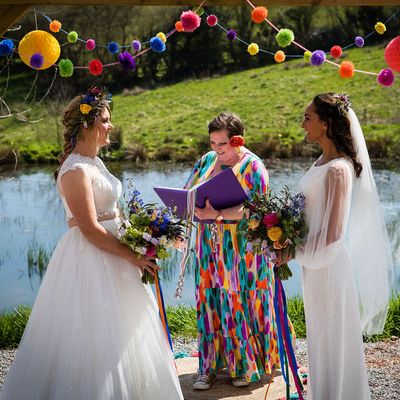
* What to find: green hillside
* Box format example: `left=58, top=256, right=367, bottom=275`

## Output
left=1, top=44, right=399, bottom=164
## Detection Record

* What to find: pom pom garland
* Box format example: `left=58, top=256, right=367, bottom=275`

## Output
left=131, top=40, right=141, bottom=51
left=247, top=43, right=259, bottom=56
left=330, top=45, right=342, bottom=58
left=67, top=31, right=78, bottom=43
left=251, top=7, right=268, bottom=24
left=227, top=29, right=237, bottom=41
left=304, top=50, right=312, bottom=62
left=175, top=21, right=184, bottom=32
left=310, top=50, right=326, bottom=66
left=276, top=29, right=295, bottom=48
left=49, top=20, right=61, bottom=33
left=107, top=42, right=119, bottom=54
left=377, top=69, right=395, bottom=86
left=118, top=51, right=136, bottom=71
left=207, top=15, right=218, bottom=27
left=156, top=32, right=167, bottom=43
left=59, top=59, right=74, bottom=77
left=375, top=22, right=386, bottom=35
left=355, top=36, right=364, bottom=47
left=89, top=59, right=103, bottom=76
left=180, top=10, right=201, bottom=32
left=384, top=36, right=400, bottom=73
left=30, top=53, right=44, bottom=69
left=86, top=39, right=96, bottom=51
left=274, top=50, right=285, bottom=63
left=0, top=39, right=14, bottom=57
left=150, top=36, right=166, bottom=53
left=339, top=61, right=355, bottom=78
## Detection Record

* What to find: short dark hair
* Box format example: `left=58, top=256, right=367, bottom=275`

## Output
left=208, top=111, right=244, bottom=138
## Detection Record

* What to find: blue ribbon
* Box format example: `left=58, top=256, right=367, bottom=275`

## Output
left=158, top=275, right=174, bottom=352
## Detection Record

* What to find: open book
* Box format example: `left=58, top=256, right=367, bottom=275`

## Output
left=154, top=168, right=248, bottom=223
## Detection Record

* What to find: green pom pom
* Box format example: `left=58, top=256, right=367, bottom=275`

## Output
left=59, top=59, right=74, bottom=77
left=304, top=50, right=312, bottom=63
left=67, top=31, right=78, bottom=43
left=276, top=28, right=294, bottom=48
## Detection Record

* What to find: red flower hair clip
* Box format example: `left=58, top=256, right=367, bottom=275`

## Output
left=229, top=135, right=245, bottom=147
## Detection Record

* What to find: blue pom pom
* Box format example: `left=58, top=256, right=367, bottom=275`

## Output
left=108, top=42, right=120, bottom=54
left=150, top=37, right=166, bottom=53
left=0, top=39, right=14, bottom=57
left=30, top=53, right=44, bottom=69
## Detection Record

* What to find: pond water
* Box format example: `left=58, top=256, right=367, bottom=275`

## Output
left=0, top=160, right=399, bottom=312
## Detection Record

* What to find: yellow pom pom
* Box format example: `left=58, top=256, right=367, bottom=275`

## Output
left=268, top=227, right=283, bottom=242
left=304, top=50, right=312, bottom=62
left=247, top=43, right=259, bottom=56
left=274, top=50, right=285, bottom=63
left=80, top=104, right=92, bottom=115
left=156, top=32, right=167, bottom=43
left=18, top=30, right=61, bottom=70
left=375, top=22, right=386, bottom=35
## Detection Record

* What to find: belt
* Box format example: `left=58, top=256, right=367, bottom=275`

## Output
left=67, top=212, right=118, bottom=228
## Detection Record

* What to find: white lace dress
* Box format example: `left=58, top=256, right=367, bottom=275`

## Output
left=295, top=158, right=370, bottom=400
left=0, top=154, right=183, bottom=400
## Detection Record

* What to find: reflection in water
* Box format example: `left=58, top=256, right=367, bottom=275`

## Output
left=0, top=160, right=399, bottom=312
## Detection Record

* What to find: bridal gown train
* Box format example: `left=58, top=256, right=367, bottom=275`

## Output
left=0, top=154, right=184, bottom=400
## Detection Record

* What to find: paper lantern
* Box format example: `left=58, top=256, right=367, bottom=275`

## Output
left=18, top=30, right=60, bottom=70
left=384, top=36, right=400, bottom=73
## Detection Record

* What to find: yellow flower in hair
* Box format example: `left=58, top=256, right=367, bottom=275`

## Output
left=267, top=226, right=283, bottom=242
left=80, top=104, right=92, bottom=115
left=375, top=22, right=386, bottom=34
left=248, top=219, right=260, bottom=230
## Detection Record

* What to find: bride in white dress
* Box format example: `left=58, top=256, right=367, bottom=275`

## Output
left=0, top=88, right=184, bottom=400
left=278, top=93, right=391, bottom=400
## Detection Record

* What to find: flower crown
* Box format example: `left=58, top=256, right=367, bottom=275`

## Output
left=80, top=86, right=112, bottom=128
left=333, top=93, right=351, bottom=114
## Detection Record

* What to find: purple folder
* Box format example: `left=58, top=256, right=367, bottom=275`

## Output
left=154, top=168, right=248, bottom=223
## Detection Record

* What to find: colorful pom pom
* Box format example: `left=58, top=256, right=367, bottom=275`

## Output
left=0, top=39, right=14, bottom=57
left=207, top=15, right=218, bottom=27
left=276, top=29, right=295, bottom=48
left=384, top=36, right=400, bottom=73
left=67, top=31, right=78, bottom=43
left=330, top=45, right=342, bottom=58
left=274, top=50, right=285, bottom=63
left=59, top=59, right=74, bottom=77
left=251, top=7, right=268, bottom=24
left=118, top=51, right=136, bottom=71
left=150, top=36, right=166, bottom=53
left=86, top=39, right=96, bottom=51
left=339, top=61, right=355, bottom=78
left=30, top=53, right=44, bottom=69
left=304, top=50, right=312, bottom=62
left=89, top=59, right=103, bottom=76
left=108, top=42, right=119, bottom=54
left=156, top=32, right=167, bottom=43
left=131, top=40, right=141, bottom=51
left=377, top=68, right=395, bottom=86
left=247, top=43, right=259, bottom=56
left=227, top=29, right=237, bottom=41
left=175, top=21, right=184, bottom=32
left=310, top=50, right=326, bottom=66
left=355, top=36, right=364, bottom=47
left=180, top=10, right=201, bottom=33
left=375, top=22, right=386, bottom=35
left=49, top=20, right=61, bottom=33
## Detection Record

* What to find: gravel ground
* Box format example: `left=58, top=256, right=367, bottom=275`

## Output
left=1, top=338, right=399, bottom=399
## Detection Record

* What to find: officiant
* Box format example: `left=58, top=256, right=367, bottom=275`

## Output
left=185, top=112, right=287, bottom=390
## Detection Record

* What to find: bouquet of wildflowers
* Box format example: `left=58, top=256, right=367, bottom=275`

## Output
left=244, top=186, right=308, bottom=280
left=119, top=185, right=188, bottom=284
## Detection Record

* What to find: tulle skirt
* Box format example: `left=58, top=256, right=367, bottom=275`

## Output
left=0, top=220, right=183, bottom=400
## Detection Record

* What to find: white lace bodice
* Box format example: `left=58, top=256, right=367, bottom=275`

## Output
left=57, top=153, right=122, bottom=221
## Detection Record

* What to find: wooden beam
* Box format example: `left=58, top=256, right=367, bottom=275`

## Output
left=0, top=5, right=30, bottom=36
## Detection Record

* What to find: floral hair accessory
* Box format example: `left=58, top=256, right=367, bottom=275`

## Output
left=333, top=93, right=351, bottom=114
left=229, top=135, right=245, bottom=147
left=80, top=86, right=112, bottom=127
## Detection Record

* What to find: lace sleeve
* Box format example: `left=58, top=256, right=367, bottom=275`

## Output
left=57, top=159, right=88, bottom=194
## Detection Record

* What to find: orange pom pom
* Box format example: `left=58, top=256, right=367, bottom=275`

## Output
left=251, top=7, right=268, bottom=24
left=274, top=50, right=285, bottom=63
left=339, top=61, right=355, bottom=78
left=175, top=21, right=184, bottom=32
left=49, top=20, right=61, bottom=33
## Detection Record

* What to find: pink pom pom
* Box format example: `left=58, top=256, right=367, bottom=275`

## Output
left=377, top=69, right=395, bottom=86
left=86, top=39, right=96, bottom=51
left=207, top=15, right=218, bottom=27
left=180, top=10, right=201, bottom=32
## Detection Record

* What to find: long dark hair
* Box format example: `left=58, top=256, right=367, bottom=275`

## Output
left=313, top=93, right=363, bottom=177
